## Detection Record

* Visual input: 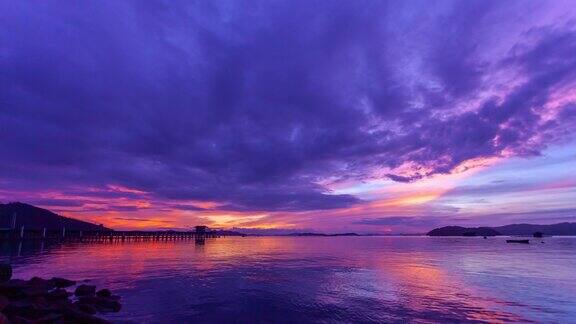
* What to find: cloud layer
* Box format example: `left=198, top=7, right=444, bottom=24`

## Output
left=1, top=0, right=575, bottom=218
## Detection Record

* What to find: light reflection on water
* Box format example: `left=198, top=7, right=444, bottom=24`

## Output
left=1, top=236, right=575, bottom=323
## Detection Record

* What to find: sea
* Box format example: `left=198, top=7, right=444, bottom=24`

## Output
left=1, top=236, right=575, bottom=323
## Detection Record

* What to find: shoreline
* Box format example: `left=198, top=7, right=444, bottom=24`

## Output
left=0, top=264, right=122, bottom=323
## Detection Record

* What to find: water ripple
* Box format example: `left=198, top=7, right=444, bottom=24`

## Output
left=1, top=236, right=575, bottom=323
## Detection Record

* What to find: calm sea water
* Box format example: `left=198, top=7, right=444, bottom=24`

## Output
left=1, top=236, right=575, bottom=323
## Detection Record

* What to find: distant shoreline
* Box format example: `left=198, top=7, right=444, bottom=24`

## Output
left=427, top=223, right=576, bottom=237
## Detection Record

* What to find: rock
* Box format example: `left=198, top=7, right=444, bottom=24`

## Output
left=95, top=298, right=122, bottom=313
left=46, top=289, right=71, bottom=300
left=28, top=277, right=55, bottom=289
left=0, top=279, right=28, bottom=298
left=7, top=279, right=27, bottom=286
left=0, top=274, right=120, bottom=323
left=74, top=301, right=97, bottom=315
left=51, top=277, right=76, bottom=288
left=0, top=264, right=12, bottom=283
left=0, top=312, right=9, bottom=323
left=7, top=315, right=36, bottom=324
left=11, top=315, right=36, bottom=324
left=21, top=286, right=48, bottom=298
left=78, top=295, right=100, bottom=305
left=108, top=294, right=121, bottom=301
left=28, top=277, right=50, bottom=286
left=2, top=279, right=28, bottom=291
left=74, top=284, right=96, bottom=297
left=0, top=294, right=10, bottom=311
left=36, top=312, right=65, bottom=323
left=96, top=289, right=111, bottom=298
left=48, top=298, right=74, bottom=312
left=32, top=295, right=48, bottom=307
left=3, top=300, right=50, bottom=320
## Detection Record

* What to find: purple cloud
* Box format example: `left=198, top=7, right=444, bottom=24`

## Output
left=1, top=1, right=575, bottom=213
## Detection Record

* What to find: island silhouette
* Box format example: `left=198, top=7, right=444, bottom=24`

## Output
left=427, top=223, right=576, bottom=236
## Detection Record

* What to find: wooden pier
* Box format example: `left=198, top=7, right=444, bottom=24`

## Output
left=0, top=228, right=220, bottom=242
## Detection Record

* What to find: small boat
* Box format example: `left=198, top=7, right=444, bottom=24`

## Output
left=506, top=239, right=529, bottom=244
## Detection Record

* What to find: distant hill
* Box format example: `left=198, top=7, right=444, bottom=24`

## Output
left=0, top=202, right=111, bottom=231
left=427, top=223, right=576, bottom=236
left=427, top=226, right=500, bottom=237
left=494, top=223, right=576, bottom=236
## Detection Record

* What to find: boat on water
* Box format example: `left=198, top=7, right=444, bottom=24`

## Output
left=506, top=239, right=530, bottom=244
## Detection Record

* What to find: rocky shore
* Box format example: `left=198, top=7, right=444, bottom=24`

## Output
left=0, top=264, right=121, bottom=323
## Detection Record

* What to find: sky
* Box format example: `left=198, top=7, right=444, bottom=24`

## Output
left=1, top=0, right=575, bottom=233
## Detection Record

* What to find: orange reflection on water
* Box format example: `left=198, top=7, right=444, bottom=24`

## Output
left=370, top=251, right=526, bottom=323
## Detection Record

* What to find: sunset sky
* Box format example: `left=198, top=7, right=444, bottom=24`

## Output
left=1, top=0, right=575, bottom=233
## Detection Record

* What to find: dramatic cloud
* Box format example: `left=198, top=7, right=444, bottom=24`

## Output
left=0, top=0, right=575, bottom=226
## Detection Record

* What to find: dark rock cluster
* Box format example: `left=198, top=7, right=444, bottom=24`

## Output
left=0, top=264, right=121, bottom=323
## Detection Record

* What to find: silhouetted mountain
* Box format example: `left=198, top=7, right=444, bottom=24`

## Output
left=427, top=226, right=500, bottom=237
left=0, top=202, right=111, bottom=231
left=494, top=223, right=576, bottom=236
left=427, top=223, right=576, bottom=236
